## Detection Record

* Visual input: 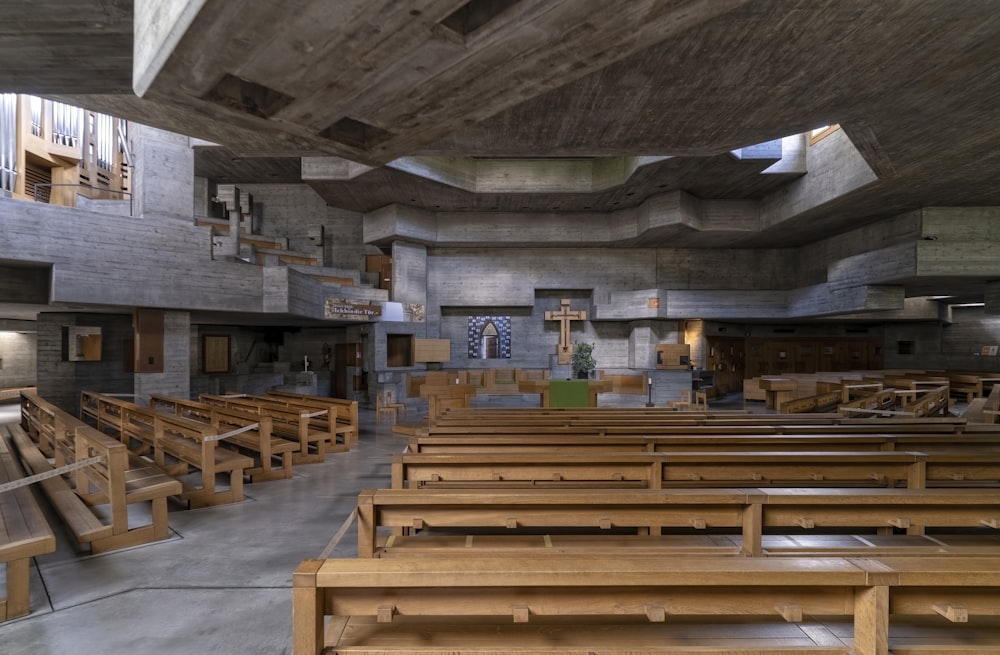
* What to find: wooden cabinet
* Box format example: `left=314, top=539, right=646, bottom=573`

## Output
left=655, top=344, right=690, bottom=370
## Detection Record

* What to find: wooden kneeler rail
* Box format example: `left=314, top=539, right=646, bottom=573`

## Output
left=356, top=487, right=1000, bottom=559
left=292, top=555, right=1000, bottom=655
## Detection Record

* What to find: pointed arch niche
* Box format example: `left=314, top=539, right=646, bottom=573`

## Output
left=467, top=316, right=511, bottom=359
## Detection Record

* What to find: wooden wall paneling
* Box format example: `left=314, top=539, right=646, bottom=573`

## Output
left=134, top=309, right=164, bottom=373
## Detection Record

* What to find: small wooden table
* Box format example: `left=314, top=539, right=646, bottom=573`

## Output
left=758, top=377, right=797, bottom=411
left=420, top=384, right=477, bottom=425
left=518, top=379, right=613, bottom=407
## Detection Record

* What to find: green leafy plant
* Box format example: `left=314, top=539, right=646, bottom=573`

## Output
left=571, top=342, right=596, bottom=379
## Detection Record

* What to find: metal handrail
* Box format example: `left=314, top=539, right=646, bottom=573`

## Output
left=32, top=182, right=133, bottom=216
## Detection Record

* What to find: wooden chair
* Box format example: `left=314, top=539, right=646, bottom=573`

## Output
left=385, top=391, right=406, bottom=419
left=693, top=390, right=709, bottom=410
left=667, top=389, right=691, bottom=410
left=376, top=393, right=397, bottom=425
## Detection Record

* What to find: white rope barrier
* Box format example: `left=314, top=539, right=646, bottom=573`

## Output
left=319, top=507, right=358, bottom=559
left=204, top=422, right=261, bottom=443
left=0, top=455, right=104, bottom=494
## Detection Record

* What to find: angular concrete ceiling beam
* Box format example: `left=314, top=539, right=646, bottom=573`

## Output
left=382, top=156, right=673, bottom=194
left=362, top=191, right=761, bottom=247
left=301, top=156, right=375, bottom=181
left=131, top=0, right=752, bottom=164
left=826, top=243, right=919, bottom=290
left=788, top=284, right=905, bottom=319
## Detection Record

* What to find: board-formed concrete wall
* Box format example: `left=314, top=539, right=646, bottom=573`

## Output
left=0, top=330, right=37, bottom=388
left=237, top=183, right=365, bottom=271
left=36, top=313, right=135, bottom=416
left=885, top=307, right=1000, bottom=372
left=130, top=124, right=194, bottom=221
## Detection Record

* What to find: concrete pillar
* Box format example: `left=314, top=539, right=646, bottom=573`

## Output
left=134, top=310, right=191, bottom=404
left=628, top=320, right=680, bottom=369
left=130, top=123, right=194, bottom=221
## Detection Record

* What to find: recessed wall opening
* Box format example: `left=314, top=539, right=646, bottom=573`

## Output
left=386, top=333, right=414, bottom=368
left=202, top=74, right=295, bottom=119
left=809, top=124, right=841, bottom=145
left=897, top=340, right=915, bottom=355
left=439, top=0, right=519, bottom=36
left=320, top=117, right=392, bottom=151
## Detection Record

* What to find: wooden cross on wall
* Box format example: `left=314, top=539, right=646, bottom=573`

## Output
left=545, top=298, right=587, bottom=364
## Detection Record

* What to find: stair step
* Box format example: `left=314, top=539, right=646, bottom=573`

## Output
left=254, top=249, right=319, bottom=267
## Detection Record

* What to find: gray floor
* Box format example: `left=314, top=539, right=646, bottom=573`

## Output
left=4, top=391, right=945, bottom=654
left=0, top=400, right=406, bottom=655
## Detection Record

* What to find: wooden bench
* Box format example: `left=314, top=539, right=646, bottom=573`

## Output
left=20, top=389, right=59, bottom=456
left=743, top=376, right=766, bottom=401
left=0, top=425, right=55, bottom=621
left=200, top=393, right=335, bottom=464
left=252, top=391, right=358, bottom=453
left=356, top=486, right=1000, bottom=559
left=83, top=391, right=253, bottom=507
left=391, top=450, right=940, bottom=490
left=149, top=394, right=299, bottom=482
left=837, top=388, right=898, bottom=416
left=945, top=372, right=984, bottom=404
left=394, top=448, right=1000, bottom=490
left=408, top=431, right=1000, bottom=456
left=779, top=390, right=843, bottom=414
left=267, top=389, right=358, bottom=444
left=429, top=407, right=973, bottom=432
left=292, top=555, right=1000, bottom=655
left=971, top=381, right=1000, bottom=425
left=260, top=390, right=359, bottom=449
left=8, top=413, right=181, bottom=554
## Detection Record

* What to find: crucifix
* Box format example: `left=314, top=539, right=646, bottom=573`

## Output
left=545, top=298, right=587, bottom=364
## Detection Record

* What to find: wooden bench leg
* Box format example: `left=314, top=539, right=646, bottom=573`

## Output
left=853, top=585, right=889, bottom=655
left=228, top=469, right=244, bottom=503
left=292, top=560, right=325, bottom=655
left=151, top=496, right=170, bottom=542
left=3, top=557, right=31, bottom=620
left=742, top=502, right=763, bottom=557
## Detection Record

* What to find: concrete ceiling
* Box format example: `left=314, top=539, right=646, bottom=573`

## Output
left=3, top=0, right=1000, bottom=250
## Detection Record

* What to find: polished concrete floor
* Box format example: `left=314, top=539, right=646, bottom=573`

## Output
left=0, top=399, right=406, bottom=655
left=5, top=392, right=703, bottom=654
left=1, top=391, right=966, bottom=654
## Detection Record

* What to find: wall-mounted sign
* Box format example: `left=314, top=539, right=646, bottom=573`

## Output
left=325, top=298, right=382, bottom=321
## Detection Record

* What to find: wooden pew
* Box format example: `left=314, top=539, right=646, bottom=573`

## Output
left=0, top=425, right=55, bottom=621
left=391, top=451, right=935, bottom=490
left=266, top=390, right=359, bottom=447
left=394, top=448, right=1000, bottom=491
left=357, top=487, right=763, bottom=557
left=83, top=392, right=253, bottom=508
left=149, top=394, right=299, bottom=481
left=425, top=418, right=980, bottom=438
left=199, top=393, right=334, bottom=464
left=983, top=381, right=1000, bottom=425
left=8, top=411, right=181, bottom=554
left=837, top=388, right=897, bottom=416
left=146, top=408, right=253, bottom=508
left=944, top=372, right=985, bottom=404
left=779, top=390, right=843, bottom=414
left=292, top=555, right=1000, bottom=655
left=356, top=486, right=1000, bottom=559
left=408, top=431, right=1000, bottom=456
left=429, top=407, right=974, bottom=433
left=239, top=391, right=354, bottom=450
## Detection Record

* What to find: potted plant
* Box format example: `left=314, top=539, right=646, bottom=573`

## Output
left=571, top=342, right=596, bottom=379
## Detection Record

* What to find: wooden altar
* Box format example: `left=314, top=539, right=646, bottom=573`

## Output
left=518, top=379, right=613, bottom=407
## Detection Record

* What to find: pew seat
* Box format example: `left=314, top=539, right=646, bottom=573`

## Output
left=0, top=425, right=55, bottom=622
left=292, top=555, right=1000, bottom=655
